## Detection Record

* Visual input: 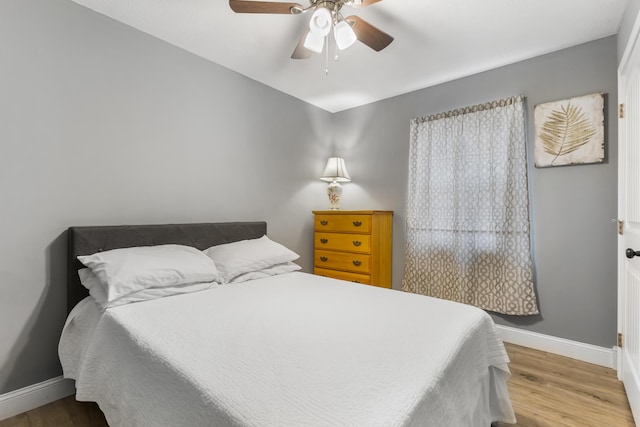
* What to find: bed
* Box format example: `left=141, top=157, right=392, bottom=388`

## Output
left=59, top=222, right=516, bottom=426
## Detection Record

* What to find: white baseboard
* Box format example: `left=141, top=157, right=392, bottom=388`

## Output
left=0, top=376, right=75, bottom=421
left=496, top=324, right=617, bottom=370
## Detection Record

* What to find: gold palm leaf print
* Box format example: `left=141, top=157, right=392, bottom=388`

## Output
left=538, top=102, right=597, bottom=165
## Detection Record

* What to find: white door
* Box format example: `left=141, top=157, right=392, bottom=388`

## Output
left=619, top=28, right=640, bottom=423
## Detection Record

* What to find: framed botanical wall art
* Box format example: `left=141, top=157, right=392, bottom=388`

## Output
left=534, top=93, right=605, bottom=167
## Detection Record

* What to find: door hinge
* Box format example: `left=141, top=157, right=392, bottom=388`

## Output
left=620, top=103, right=625, bottom=119
left=619, top=220, right=625, bottom=235
left=618, top=332, right=624, bottom=348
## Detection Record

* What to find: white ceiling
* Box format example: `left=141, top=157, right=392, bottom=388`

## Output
left=71, top=0, right=627, bottom=113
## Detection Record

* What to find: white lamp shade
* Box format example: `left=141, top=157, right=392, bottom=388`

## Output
left=320, top=157, right=351, bottom=182
left=304, top=31, right=325, bottom=53
left=309, top=8, right=332, bottom=36
left=334, top=21, right=357, bottom=50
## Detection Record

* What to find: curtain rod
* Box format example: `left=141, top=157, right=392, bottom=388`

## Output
left=415, top=94, right=525, bottom=123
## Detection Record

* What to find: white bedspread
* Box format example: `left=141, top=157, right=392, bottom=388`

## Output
left=59, top=272, right=516, bottom=426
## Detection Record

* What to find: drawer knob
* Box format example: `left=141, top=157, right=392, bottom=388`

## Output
left=320, top=256, right=328, bottom=262
left=320, top=220, right=329, bottom=226
left=352, top=240, right=361, bottom=247
left=352, top=260, right=362, bottom=267
left=320, top=238, right=328, bottom=244
left=352, top=221, right=362, bottom=227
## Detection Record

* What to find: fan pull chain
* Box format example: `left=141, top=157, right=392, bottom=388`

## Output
left=325, top=35, right=329, bottom=76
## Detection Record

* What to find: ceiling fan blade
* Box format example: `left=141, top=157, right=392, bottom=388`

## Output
left=346, top=15, right=393, bottom=52
left=229, top=0, right=303, bottom=14
left=351, top=0, right=383, bottom=7
left=291, top=29, right=311, bottom=59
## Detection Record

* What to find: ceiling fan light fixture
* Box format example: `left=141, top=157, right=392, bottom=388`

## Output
left=334, top=20, right=357, bottom=50
left=304, top=31, right=325, bottom=53
left=309, top=8, right=332, bottom=36
left=228, top=0, right=394, bottom=60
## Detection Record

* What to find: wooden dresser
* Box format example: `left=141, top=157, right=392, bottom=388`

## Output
left=312, top=210, right=393, bottom=288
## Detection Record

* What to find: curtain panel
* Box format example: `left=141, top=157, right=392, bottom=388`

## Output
left=402, top=96, right=539, bottom=315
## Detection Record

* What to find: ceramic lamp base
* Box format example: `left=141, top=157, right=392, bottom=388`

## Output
left=327, top=181, right=343, bottom=210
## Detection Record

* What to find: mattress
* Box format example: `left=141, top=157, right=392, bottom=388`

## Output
left=59, top=272, right=516, bottom=426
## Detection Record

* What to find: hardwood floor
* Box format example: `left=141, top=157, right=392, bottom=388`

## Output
left=0, top=343, right=634, bottom=426
left=0, top=397, right=107, bottom=427
left=498, top=343, right=635, bottom=426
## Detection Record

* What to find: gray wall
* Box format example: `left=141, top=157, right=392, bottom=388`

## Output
left=619, top=0, right=640, bottom=63
left=331, top=36, right=618, bottom=348
left=0, top=0, right=332, bottom=395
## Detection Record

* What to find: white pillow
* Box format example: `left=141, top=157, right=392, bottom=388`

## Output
left=79, top=268, right=216, bottom=309
left=78, top=267, right=102, bottom=291
left=78, top=244, right=220, bottom=301
left=229, top=262, right=301, bottom=283
left=204, top=235, right=299, bottom=283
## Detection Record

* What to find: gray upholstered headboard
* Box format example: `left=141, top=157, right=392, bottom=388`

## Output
left=67, top=222, right=267, bottom=313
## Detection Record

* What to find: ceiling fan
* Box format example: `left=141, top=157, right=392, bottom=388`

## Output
left=229, top=0, right=393, bottom=60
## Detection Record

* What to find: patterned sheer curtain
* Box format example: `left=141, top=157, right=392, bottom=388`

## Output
left=402, top=96, right=539, bottom=315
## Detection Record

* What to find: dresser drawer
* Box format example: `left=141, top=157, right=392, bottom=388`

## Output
left=314, top=268, right=371, bottom=284
left=314, top=214, right=371, bottom=233
left=314, top=250, right=370, bottom=274
left=314, top=232, right=371, bottom=254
